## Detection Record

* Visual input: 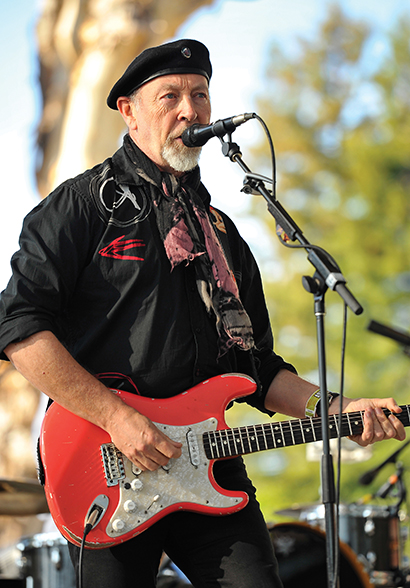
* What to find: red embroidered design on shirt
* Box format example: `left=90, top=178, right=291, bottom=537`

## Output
left=99, top=236, right=145, bottom=260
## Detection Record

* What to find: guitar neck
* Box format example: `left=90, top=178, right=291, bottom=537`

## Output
left=203, top=405, right=410, bottom=460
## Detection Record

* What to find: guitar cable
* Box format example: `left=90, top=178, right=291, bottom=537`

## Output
left=78, top=505, right=104, bottom=588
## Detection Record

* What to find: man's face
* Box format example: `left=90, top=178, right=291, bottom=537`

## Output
left=128, top=73, right=211, bottom=175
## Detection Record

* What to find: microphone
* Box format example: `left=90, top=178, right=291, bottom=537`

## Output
left=359, top=439, right=410, bottom=485
left=374, top=473, right=399, bottom=499
left=368, top=320, right=410, bottom=347
left=181, top=113, right=255, bottom=148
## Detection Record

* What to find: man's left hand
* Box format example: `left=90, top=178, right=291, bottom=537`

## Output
left=333, top=397, right=406, bottom=447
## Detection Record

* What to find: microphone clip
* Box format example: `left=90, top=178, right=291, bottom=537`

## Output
left=219, top=137, right=243, bottom=163
left=241, top=172, right=274, bottom=196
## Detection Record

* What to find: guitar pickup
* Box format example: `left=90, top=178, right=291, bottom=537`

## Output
left=186, top=429, right=200, bottom=467
left=101, top=443, right=126, bottom=486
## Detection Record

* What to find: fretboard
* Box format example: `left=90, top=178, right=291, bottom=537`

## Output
left=203, top=405, right=410, bottom=460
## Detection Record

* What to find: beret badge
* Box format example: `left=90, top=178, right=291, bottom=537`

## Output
left=181, top=47, right=192, bottom=59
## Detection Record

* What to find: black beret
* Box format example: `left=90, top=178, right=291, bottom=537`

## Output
left=107, top=39, right=212, bottom=110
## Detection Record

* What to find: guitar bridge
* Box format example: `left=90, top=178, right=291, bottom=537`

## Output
left=101, top=443, right=125, bottom=487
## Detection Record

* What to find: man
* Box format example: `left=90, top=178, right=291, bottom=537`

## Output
left=0, top=39, right=405, bottom=587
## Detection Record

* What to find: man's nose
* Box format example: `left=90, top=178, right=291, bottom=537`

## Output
left=178, top=96, right=198, bottom=122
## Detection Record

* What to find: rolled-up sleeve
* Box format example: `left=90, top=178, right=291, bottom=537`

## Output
left=0, top=184, right=98, bottom=359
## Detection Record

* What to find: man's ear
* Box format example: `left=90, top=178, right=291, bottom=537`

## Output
left=117, top=97, right=138, bottom=130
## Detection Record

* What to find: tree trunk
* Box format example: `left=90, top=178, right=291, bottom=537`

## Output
left=0, top=0, right=215, bottom=554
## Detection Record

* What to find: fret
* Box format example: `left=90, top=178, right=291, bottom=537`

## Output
left=279, top=422, right=288, bottom=446
left=254, top=424, right=266, bottom=452
left=288, top=420, right=296, bottom=445
left=279, top=422, right=291, bottom=447
left=221, top=429, right=234, bottom=457
left=313, top=418, right=322, bottom=442
left=208, top=430, right=222, bottom=459
left=204, top=431, right=215, bottom=459
left=299, top=419, right=306, bottom=444
left=264, top=423, right=276, bottom=450
left=345, top=413, right=353, bottom=436
left=360, top=411, right=365, bottom=433
left=333, top=416, right=340, bottom=437
left=251, top=425, right=260, bottom=452
left=267, top=423, right=278, bottom=449
left=259, top=424, right=269, bottom=451
left=243, top=427, right=251, bottom=454
left=352, top=412, right=364, bottom=435
left=215, top=431, right=225, bottom=457
left=232, top=427, right=245, bottom=455
left=202, top=432, right=209, bottom=457
left=328, top=416, right=336, bottom=439
left=310, top=418, right=317, bottom=442
left=272, top=423, right=284, bottom=447
left=216, top=431, right=225, bottom=458
left=339, top=414, right=349, bottom=437
left=227, top=428, right=239, bottom=456
left=406, top=406, right=410, bottom=427
left=240, top=426, right=251, bottom=454
left=253, top=425, right=262, bottom=451
left=301, top=418, right=316, bottom=444
left=248, top=425, right=260, bottom=453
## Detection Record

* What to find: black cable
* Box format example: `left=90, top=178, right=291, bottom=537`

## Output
left=78, top=507, right=102, bottom=588
left=252, top=113, right=276, bottom=199
left=78, top=527, right=88, bottom=588
left=331, top=302, right=348, bottom=588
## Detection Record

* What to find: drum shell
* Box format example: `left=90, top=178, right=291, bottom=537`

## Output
left=300, top=504, right=402, bottom=573
left=15, top=533, right=75, bottom=588
left=268, top=522, right=372, bottom=588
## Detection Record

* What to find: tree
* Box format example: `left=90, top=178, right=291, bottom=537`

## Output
left=252, top=5, right=410, bottom=399
left=35, top=0, right=215, bottom=196
left=0, top=0, right=217, bottom=549
left=240, top=5, right=410, bottom=514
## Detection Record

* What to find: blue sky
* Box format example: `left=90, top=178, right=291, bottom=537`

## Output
left=1, top=0, right=409, bottom=290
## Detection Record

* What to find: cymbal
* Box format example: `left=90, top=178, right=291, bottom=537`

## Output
left=274, top=503, right=320, bottom=518
left=0, top=478, right=48, bottom=516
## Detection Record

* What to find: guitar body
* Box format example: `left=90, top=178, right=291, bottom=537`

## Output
left=39, top=373, right=257, bottom=549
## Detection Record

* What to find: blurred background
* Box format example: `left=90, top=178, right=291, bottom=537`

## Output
left=1, top=0, right=410, bottom=582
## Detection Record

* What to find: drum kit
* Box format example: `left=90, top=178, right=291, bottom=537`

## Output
left=0, top=475, right=409, bottom=588
left=0, top=446, right=410, bottom=587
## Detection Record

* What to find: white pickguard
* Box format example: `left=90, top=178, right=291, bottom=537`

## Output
left=105, top=418, right=243, bottom=538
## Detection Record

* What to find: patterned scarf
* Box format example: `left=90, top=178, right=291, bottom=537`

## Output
left=123, top=135, right=254, bottom=357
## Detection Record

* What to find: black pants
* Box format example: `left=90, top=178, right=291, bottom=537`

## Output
left=68, top=458, right=283, bottom=588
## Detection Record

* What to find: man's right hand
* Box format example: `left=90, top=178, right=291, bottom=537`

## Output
left=107, top=403, right=182, bottom=471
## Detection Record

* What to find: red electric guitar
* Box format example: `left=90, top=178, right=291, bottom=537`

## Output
left=39, top=373, right=410, bottom=549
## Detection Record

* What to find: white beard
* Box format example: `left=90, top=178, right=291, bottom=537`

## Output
left=161, top=136, right=202, bottom=173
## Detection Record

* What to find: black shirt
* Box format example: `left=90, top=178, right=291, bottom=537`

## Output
left=0, top=139, right=295, bottom=413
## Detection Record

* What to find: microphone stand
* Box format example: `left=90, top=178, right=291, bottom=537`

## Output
left=218, top=136, right=363, bottom=588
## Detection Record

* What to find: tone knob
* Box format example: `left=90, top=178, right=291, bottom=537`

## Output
left=112, top=518, right=125, bottom=532
left=131, top=478, right=143, bottom=491
left=124, top=500, right=136, bottom=513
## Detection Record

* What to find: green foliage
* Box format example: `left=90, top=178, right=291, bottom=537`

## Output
left=243, top=5, right=410, bottom=519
